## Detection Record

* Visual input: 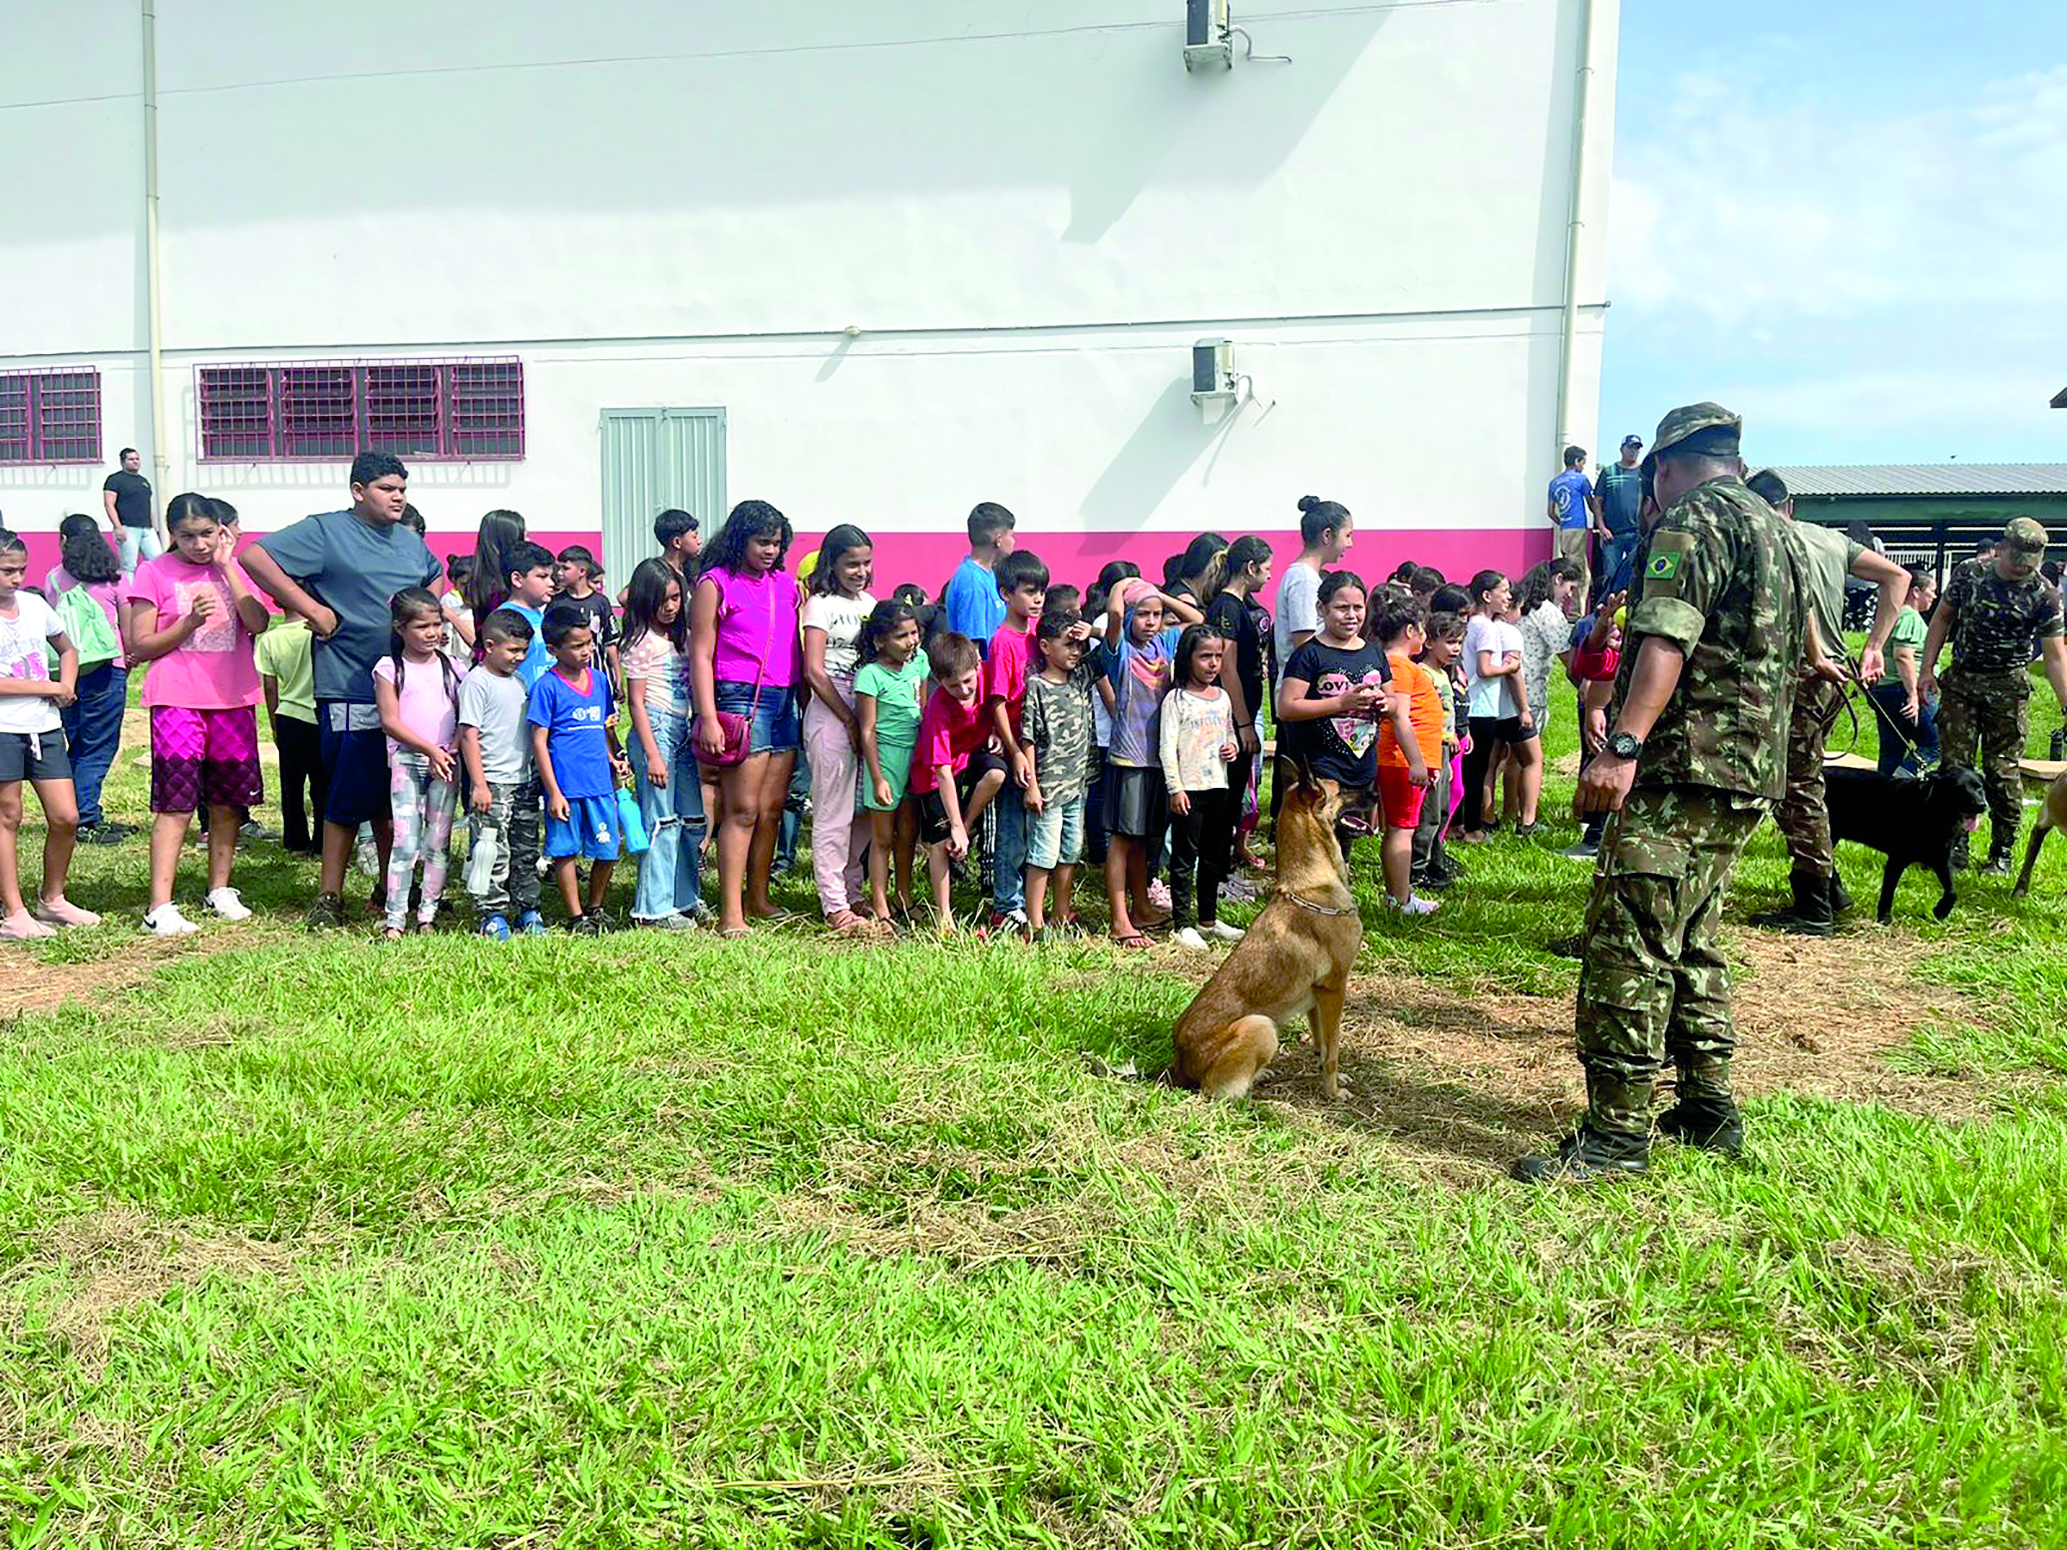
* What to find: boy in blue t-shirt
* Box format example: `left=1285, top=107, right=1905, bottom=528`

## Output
left=497, top=541, right=559, bottom=688
left=942, top=501, right=1016, bottom=659
left=528, top=604, right=630, bottom=933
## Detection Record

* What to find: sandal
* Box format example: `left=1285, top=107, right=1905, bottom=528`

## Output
left=1111, top=932, right=1153, bottom=950
left=717, top=925, right=752, bottom=939
left=381, top=926, right=405, bottom=943
left=826, top=910, right=872, bottom=936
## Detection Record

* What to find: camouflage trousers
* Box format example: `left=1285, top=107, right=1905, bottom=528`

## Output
left=1574, top=784, right=1766, bottom=1137
left=1774, top=673, right=1846, bottom=876
left=1938, top=667, right=2029, bottom=848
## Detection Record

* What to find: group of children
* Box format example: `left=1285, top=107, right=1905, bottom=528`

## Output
left=0, top=488, right=1600, bottom=944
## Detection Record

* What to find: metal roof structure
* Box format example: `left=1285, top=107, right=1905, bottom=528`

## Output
left=1768, top=464, right=2067, bottom=499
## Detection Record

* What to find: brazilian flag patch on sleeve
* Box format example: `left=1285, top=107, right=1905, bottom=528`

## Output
left=1646, top=550, right=1682, bottom=582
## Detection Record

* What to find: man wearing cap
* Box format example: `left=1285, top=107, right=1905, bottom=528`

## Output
left=1741, top=469, right=1911, bottom=934
left=1515, top=403, right=1809, bottom=1184
left=1918, top=518, right=2067, bottom=874
left=1593, top=435, right=1646, bottom=607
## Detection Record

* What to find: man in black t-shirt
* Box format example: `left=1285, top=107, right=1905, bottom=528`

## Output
left=102, top=447, right=159, bottom=574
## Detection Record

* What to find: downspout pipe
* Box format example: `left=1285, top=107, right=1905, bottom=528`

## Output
left=1553, top=0, right=1598, bottom=457
left=142, top=0, right=168, bottom=496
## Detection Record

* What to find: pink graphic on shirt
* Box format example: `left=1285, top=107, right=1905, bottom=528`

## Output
left=172, top=573, right=237, bottom=654
left=1315, top=669, right=1384, bottom=757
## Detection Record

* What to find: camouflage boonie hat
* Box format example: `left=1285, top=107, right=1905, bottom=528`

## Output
left=2005, top=516, right=2049, bottom=554
left=1641, top=402, right=1743, bottom=479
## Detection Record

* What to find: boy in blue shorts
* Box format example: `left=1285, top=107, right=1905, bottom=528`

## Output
left=528, top=604, right=630, bottom=934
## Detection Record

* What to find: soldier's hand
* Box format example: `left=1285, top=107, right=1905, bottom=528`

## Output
left=1575, top=750, right=1637, bottom=817
left=1919, top=671, right=1938, bottom=703
left=1857, top=644, right=1886, bottom=687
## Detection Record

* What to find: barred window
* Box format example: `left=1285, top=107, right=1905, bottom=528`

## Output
left=195, top=358, right=524, bottom=461
left=0, top=369, right=103, bottom=464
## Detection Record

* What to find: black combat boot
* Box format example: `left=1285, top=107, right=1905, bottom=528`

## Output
left=1980, top=838, right=2016, bottom=878
left=1748, top=871, right=1834, bottom=936
left=1656, top=1091, right=1744, bottom=1155
left=1513, top=1071, right=1651, bottom=1181
left=1510, top=1124, right=1650, bottom=1183
left=1828, top=870, right=1854, bottom=915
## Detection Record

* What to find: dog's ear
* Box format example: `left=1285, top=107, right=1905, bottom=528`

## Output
left=1294, top=757, right=1320, bottom=797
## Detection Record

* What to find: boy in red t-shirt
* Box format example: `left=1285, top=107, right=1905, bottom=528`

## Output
left=1374, top=595, right=1442, bottom=916
left=912, top=631, right=1008, bottom=933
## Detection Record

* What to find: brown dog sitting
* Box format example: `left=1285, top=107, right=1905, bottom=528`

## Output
left=1172, top=765, right=1365, bottom=1100
left=2012, top=770, right=2067, bottom=898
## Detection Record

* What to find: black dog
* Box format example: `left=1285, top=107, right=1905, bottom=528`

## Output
left=1827, top=764, right=1989, bottom=923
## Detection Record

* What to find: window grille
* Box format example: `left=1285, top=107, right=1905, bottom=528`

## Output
left=195, top=358, right=524, bottom=461
left=0, top=369, right=103, bottom=464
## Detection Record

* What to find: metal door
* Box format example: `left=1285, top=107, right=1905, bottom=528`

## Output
left=598, top=407, right=726, bottom=581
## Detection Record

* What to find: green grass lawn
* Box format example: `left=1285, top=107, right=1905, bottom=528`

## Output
left=2, top=681, right=2065, bottom=1547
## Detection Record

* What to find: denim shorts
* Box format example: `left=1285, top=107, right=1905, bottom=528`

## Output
left=713, top=679, right=802, bottom=755
left=1027, top=793, right=1086, bottom=870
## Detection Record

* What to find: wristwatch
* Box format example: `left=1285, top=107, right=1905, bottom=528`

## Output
left=1605, top=730, right=1644, bottom=760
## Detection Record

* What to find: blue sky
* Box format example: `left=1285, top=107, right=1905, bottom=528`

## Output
left=1601, top=1, right=2067, bottom=466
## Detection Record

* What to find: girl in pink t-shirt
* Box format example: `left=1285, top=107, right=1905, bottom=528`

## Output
left=373, top=588, right=462, bottom=940
left=688, top=500, right=803, bottom=936
left=120, top=493, right=271, bottom=937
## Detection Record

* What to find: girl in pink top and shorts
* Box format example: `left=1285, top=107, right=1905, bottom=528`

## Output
left=688, top=500, right=803, bottom=936
left=120, top=494, right=272, bottom=936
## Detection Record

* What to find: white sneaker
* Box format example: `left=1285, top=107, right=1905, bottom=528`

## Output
left=1174, top=926, right=1210, bottom=950
left=1206, top=920, right=1246, bottom=941
left=142, top=904, right=200, bottom=937
left=206, top=887, right=252, bottom=921
left=1388, top=894, right=1440, bottom=916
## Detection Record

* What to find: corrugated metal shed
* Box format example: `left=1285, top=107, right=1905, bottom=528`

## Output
left=1769, top=464, right=2067, bottom=498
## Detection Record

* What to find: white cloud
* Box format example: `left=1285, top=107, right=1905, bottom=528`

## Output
left=1605, top=61, right=2067, bottom=459
left=1610, top=64, right=2067, bottom=328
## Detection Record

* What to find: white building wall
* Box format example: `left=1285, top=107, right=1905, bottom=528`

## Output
left=0, top=0, right=1615, bottom=581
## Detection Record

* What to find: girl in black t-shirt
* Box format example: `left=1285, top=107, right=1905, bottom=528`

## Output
left=1275, top=570, right=1391, bottom=858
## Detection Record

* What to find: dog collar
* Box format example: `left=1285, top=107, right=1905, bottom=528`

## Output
left=1279, top=888, right=1356, bottom=917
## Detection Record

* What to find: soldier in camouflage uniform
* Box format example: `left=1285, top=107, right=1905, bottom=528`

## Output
left=1920, top=518, right=2067, bottom=873
left=1514, top=404, right=1809, bottom=1184
left=1741, top=469, right=1911, bottom=934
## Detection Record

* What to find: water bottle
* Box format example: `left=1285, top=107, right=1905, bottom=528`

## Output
left=466, top=821, right=499, bottom=895
left=616, top=786, right=650, bottom=855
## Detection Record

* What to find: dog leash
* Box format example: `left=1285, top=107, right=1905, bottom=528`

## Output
left=1279, top=888, right=1356, bottom=917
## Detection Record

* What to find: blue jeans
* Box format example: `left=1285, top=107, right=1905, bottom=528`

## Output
left=1867, top=680, right=1939, bottom=775
left=991, top=783, right=1028, bottom=913
left=631, top=704, right=708, bottom=920
left=117, top=525, right=163, bottom=575
left=61, top=661, right=127, bottom=826
left=1597, top=533, right=1639, bottom=602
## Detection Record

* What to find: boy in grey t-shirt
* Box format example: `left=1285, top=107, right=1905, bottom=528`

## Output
left=457, top=611, right=543, bottom=937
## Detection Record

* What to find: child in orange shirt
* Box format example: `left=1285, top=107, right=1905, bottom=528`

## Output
left=1374, top=595, right=1442, bottom=916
